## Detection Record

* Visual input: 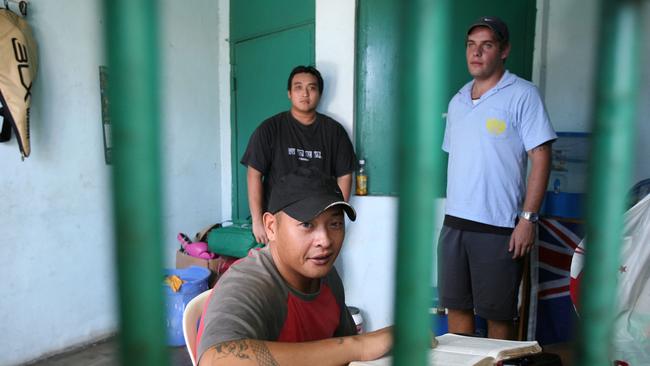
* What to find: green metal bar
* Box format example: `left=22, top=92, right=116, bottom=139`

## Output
left=104, top=1, right=168, bottom=365
left=393, top=0, right=450, bottom=365
left=577, top=1, right=641, bottom=365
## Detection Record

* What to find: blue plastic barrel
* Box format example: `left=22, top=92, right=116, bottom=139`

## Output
left=163, top=266, right=211, bottom=346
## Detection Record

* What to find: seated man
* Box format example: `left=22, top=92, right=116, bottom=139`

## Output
left=197, top=167, right=392, bottom=366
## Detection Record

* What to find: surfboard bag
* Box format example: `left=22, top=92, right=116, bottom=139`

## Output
left=0, top=8, right=38, bottom=158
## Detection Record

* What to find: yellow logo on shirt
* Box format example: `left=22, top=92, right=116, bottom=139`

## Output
left=486, top=118, right=506, bottom=136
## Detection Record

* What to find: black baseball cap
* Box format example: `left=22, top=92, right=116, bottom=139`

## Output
left=467, top=16, right=509, bottom=43
left=268, top=167, right=357, bottom=222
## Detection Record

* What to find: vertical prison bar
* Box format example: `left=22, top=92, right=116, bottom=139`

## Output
left=578, top=0, right=641, bottom=365
left=104, top=1, right=169, bottom=365
left=393, top=0, right=450, bottom=365
left=99, top=1, right=643, bottom=365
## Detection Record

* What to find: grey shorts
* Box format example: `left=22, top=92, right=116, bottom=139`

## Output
left=437, top=225, right=523, bottom=320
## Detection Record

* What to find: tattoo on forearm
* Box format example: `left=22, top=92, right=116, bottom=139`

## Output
left=251, top=340, right=280, bottom=366
left=213, top=340, right=252, bottom=360
left=337, top=337, right=344, bottom=345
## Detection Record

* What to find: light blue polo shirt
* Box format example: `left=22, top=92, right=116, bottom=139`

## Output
left=442, top=71, right=556, bottom=228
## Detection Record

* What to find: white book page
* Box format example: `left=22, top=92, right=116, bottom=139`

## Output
left=350, top=351, right=493, bottom=366
left=348, top=356, right=392, bottom=366
left=436, top=333, right=541, bottom=359
left=349, top=334, right=541, bottom=366
left=430, top=350, right=494, bottom=366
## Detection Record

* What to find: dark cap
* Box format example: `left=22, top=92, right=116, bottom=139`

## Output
left=467, top=16, right=509, bottom=43
left=268, top=167, right=357, bottom=222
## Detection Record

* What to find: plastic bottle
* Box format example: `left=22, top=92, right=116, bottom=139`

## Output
left=355, top=159, right=368, bottom=196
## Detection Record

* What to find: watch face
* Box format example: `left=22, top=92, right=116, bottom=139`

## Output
left=521, top=211, right=539, bottom=222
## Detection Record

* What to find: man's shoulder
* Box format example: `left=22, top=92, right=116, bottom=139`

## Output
left=260, top=111, right=290, bottom=127
left=450, top=80, right=473, bottom=104
left=217, top=248, right=286, bottom=294
left=316, top=112, right=345, bottom=128
left=501, top=71, right=540, bottom=95
left=250, top=112, right=291, bottom=141
left=324, top=266, right=345, bottom=293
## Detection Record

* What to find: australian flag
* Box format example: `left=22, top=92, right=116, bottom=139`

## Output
left=534, top=218, right=584, bottom=345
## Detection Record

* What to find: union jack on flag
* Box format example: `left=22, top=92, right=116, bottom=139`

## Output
left=538, top=218, right=582, bottom=299
left=534, top=218, right=584, bottom=344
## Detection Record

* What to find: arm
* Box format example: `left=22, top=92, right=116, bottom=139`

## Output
left=199, top=327, right=392, bottom=366
left=337, top=173, right=353, bottom=202
left=509, top=142, right=552, bottom=258
left=247, top=166, right=268, bottom=244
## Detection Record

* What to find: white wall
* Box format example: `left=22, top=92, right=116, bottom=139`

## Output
left=315, top=0, right=356, bottom=137
left=160, top=0, right=223, bottom=263
left=0, top=2, right=115, bottom=365
left=533, top=0, right=598, bottom=133
left=534, top=0, right=650, bottom=185
left=316, top=0, right=445, bottom=331
left=316, top=0, right=400, bottom=331
left=0, top=1, right=223, bottom=364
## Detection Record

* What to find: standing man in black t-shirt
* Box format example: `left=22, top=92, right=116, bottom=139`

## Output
left=241, top=65, right=357, bottom=244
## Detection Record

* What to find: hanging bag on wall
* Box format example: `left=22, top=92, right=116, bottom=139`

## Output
left=0, top=6, right=38, bottom=158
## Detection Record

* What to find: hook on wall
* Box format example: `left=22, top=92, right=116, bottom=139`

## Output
left=18, top=1, right=26, bottom=16
left=2, top=0, right=27, bottom=16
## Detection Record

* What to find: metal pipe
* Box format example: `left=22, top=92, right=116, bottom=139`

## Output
left=393, top=0, right=450, bottom=364
left=104, top=1, right=168, bottom=365
left=577, top=1, right=641, bottom=365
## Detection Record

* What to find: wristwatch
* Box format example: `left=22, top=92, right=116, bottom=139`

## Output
left=519, top=211, right=539, bottom=223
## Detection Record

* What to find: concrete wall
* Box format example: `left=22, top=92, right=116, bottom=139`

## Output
left=534, top=0, right=650, bottom=187
left=0, top=1, right=223, bottom=364
left=316, top=0, right=444, bottom=331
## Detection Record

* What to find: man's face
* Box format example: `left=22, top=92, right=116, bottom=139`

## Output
left=264, top=207, right=345, bottom=293
left=465, top=26, right=510, bottom=81
left=287, top=72, right=321, bottom=114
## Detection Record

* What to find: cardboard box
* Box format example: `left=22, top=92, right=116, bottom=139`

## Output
left=175, top=249, right=231, bottom=287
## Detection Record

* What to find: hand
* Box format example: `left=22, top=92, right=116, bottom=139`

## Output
left=355, top=326, right=393, bottom=361
left=252, top=218, right=268, bottom=244
left=431, top=331, right=439, bottom=348
left=509, top=219, right=536, bottom=259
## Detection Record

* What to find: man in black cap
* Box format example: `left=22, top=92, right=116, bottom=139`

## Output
left=197, top=167, right=392, bottom=365
left=438, top=16, right=556, bottom=339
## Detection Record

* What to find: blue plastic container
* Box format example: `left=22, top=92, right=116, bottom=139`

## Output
left=163, top=266, right=210, bottom=346
left=430, top=310, right=487, bottom=337
left=542, top=191, right=584, bottom=219
left=430, top=287, right=487, bottom=337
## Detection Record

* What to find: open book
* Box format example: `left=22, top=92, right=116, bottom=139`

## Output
left=350, top=333, right=542, bottom=366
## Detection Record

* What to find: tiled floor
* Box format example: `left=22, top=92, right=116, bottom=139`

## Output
left=25, top=337, right=193, bottom=366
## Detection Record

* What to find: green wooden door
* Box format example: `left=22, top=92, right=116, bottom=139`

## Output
left=355, top=0, right=537, bottom=196
left=230, top=0, right=314, bottom=220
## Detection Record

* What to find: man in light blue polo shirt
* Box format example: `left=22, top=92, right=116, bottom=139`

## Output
left=438, top=16, right=556, bottom=340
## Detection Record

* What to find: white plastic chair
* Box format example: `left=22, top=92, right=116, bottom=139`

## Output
left=183, top=289, right=212, bottom=366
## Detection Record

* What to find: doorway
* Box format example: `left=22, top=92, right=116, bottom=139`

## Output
left=230, top=1, right=315, bottom=220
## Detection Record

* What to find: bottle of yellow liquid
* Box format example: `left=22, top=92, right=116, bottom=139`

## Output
left=355, top=159, right=368, bottom=196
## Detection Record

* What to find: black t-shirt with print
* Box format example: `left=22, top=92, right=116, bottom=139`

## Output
left=240, top=111, right=357, bottom=209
